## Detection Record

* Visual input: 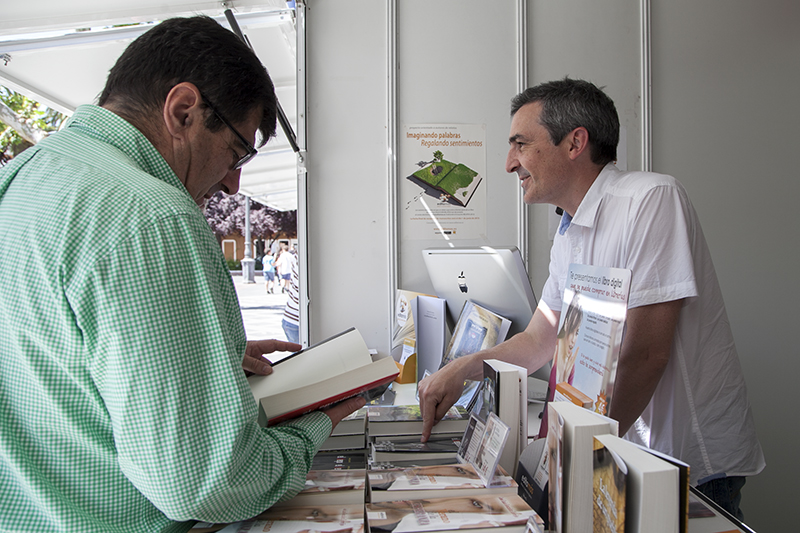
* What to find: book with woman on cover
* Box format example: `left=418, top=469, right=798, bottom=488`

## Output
left=368, top=463, right=516, bottom=502
left=366, top=494, right=541, bottom=533
left=201, top=503, right=366, bottom=533
left=272, top=469, right=367, bottom=507
left=550, top=264, right=631, bottom=416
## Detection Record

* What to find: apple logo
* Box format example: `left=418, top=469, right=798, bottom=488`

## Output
left=458, top=271, right=468, bottom=293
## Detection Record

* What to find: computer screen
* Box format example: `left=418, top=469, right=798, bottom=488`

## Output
left=422, top=246, right=537, bottom=339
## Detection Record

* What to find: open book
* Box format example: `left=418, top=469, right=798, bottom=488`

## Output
left=407, top=153, right=483, bottom=207
left=248, top=328, right=398, bottom=426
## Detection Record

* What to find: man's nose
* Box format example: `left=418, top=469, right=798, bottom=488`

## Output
left=505, top=147, right=519, bottom=174
left=221, top=168, right=242, bottom=195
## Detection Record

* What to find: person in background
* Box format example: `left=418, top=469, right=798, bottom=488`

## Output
left=262, top=248, right=277, bottom=293
left=418, top=78, right=764, bottom=519
left=282, top=246, right=301, bottom=344
left=0, top=16, right=363, bottom=533
left=275, top=240, right=293, bottom=293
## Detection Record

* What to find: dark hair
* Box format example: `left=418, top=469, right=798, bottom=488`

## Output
left=99, top=16, right=277, bottom=146
left=510, top=78, right=619, bottom=166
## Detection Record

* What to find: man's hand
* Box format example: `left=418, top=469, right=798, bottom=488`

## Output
left=243, top=339, right=301, bottom=376
left=322, top=396, right=367, bottom=430
left=418, top=357, right=470, bottom=442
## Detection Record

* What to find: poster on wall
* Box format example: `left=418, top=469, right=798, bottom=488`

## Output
left=401, top=124, right=487, bottom=241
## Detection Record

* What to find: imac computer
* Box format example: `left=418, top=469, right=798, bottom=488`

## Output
left=422, top=246, right=537, bottom=338
left=421, top=245, right=550, bottom=382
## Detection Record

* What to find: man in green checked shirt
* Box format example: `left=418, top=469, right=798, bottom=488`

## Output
left=0, top=16, right=363, bottom=532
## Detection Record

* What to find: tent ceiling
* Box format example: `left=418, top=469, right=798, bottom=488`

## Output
left=0, top=1, right=299, bottom=211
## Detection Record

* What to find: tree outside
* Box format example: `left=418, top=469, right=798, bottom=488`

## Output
left=0, top=85, right=67, bottom=163
left=204, top=191, right=297, bottom=269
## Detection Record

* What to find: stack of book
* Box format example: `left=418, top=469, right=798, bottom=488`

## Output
left=367, top=463, right=517, bottom=502
left=365, top=493, right=543, bottom=533
left=365, top=404, right=469, bottom=469
left=320, top=407, right=367, bottom=452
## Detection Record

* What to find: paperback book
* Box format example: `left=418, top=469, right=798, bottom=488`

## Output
left=441, top=301, right=512, bottom=367
left=368, top=463, right=516, bottom=503
left=366, top=494, right=540, bottom=533
left=549, top=264, right=631, bottom=417
left=210, top=503, right=366, bottom=533
left=366, top=404, right=470, bottom=437
left=273, top=469, right=367, bottom=507
left=474, top=359, right=527, bottom=476
left=593, top=434, right=680, bottom=533
left=546, top=401, right=619, bottom=533
left=369, top=434, right=462, bottom=463
left=311, top=450, right=367, bottom=471
left=592, top=437, right=627, bottom=533
left=248, top=328, right=398, bottom=425
left=331, top=407, right=367, bottom=436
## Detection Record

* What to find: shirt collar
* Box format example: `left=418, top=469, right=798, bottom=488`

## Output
left=557, top=162, right=619, bottom=234
left=63, top=105, right=186, bottom=195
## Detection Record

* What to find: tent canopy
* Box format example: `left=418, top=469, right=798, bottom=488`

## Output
left=0, top=0, right=299, bottom=211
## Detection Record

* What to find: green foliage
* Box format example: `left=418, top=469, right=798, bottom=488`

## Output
left=0, top=85, right=67, bottom=155
left=226, top=258, right=242, bottom=270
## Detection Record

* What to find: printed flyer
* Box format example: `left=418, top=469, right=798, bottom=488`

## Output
left=401, top=124, right=487, bottom=240
left=552, top=263, right=631, bottom=415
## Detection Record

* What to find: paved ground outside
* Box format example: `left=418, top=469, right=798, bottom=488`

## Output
left=231, top=273, right=289, bottom=341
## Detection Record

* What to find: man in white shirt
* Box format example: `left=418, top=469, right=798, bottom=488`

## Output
left=418, top=78, right=764, bottom=519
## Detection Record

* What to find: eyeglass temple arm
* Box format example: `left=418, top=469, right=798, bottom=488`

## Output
left=224, top=8, right=300, bottom=155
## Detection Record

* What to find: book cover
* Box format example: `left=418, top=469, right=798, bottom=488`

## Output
left=547, top=401, right=619, bottom=533
left=478, top=359, right=527, bottom=477
left=593, top=434, right=679, bottom=533
left=273, top=469, right=367, bottom=507
left=248, top=328, right=399, bottom=426
left=631, top=443, right=690, bottom=533
left=311, top=450, right=367, bottom=471
left=367, top=404, right=469, bottom=436
left=547, top=405, right=564, bottom=533
left=441, top=301, right=512, bottom=367
left=515, top=439, right=549, bottom=529
left=368, top=463, right=516, bottom=503
left=592, top=437, right=627, bottom=533
left=213, top=503, right=366, bottom=533
left=370, top=456, right=461, bottom=470
left=331, top=407, right=367, bottom=436
left=550, top=265, right=631, bottom=417
left=319, top=433, right=366, bottom=452
left=407, top=152, right=483, bottom=208
left=414, top=295, right=448, bottom=383
left=366, top=494, right=538, bottom=533
left=370, top=435, right=461, bottom=464
left=392, top=289, right=434, bottom=361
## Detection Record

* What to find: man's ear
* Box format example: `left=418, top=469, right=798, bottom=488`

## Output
left=566, top=127, right=590, bottom=161
left=162, top=82, right=204, bottom=140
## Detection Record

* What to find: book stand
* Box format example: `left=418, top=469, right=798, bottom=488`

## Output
left=456, top=412, right=511, bottom=487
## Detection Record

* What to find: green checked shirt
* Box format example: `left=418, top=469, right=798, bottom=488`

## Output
left=0, top=105, right=331, bottom=532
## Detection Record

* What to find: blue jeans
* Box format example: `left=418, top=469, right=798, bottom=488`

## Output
left=696, top=476, right=746, bottom=522
left=282, top=318, right=299, bottom=344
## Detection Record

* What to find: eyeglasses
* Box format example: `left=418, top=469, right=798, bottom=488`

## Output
left=201, top=94, right=258, bottom=170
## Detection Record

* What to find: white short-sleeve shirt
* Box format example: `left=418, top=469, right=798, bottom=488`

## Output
left=542, top=164, right=765, bottom=485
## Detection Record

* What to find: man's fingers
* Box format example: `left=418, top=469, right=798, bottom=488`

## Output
left=419, top=383, right=441, bottom=443
left=243, top=354, right=273, bottom=376
left=323, top=396, right=367, bottom=430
